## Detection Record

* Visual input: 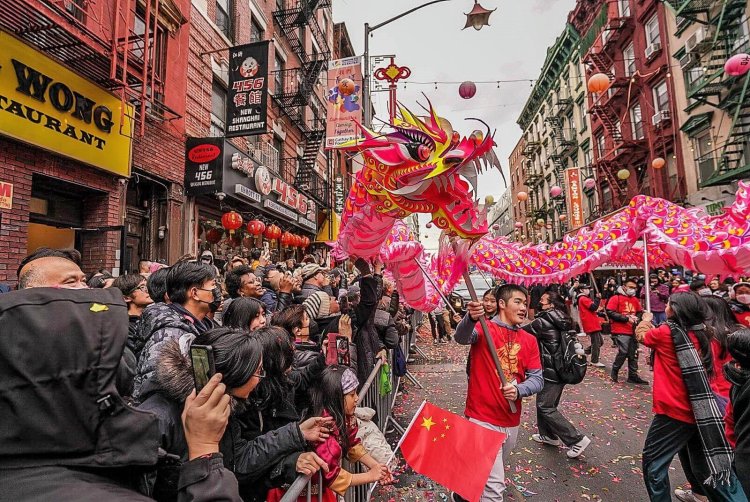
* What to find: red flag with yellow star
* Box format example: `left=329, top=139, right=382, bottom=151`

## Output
left=399, top=401, right=506, bottom=502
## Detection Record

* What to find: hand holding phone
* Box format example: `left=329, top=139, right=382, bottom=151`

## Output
left=190, top=345, right=216, bottom=393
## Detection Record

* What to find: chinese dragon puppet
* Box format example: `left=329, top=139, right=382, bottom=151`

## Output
left=333, top=99, right=750, bottom=311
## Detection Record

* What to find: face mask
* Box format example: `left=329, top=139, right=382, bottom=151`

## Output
left=698, top=288, right=713, bottom=297
left=737, top=294, right=750, bottom=305
left=625, top=288, right=636, bottom=296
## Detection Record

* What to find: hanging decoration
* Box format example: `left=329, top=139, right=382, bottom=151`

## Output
left=492, top=224, right=500, bottom=231
left=587, top=73, right=611, bottom=93
left=459, top=81, right=477, bottom=99
left=247, top=219, right=266, bottom=236
left=550, top=186, right=563, bottom=197
left=583, top=177, right=596, bottom=190
left=514, top=221, right=523, bottom=229
left=559, top=214, right=567, bottom=222
left=301, top=236, right=311, bottom=248
left=463, top=0, right=496, bottom=31
left=221, top=211, right=243, bottom=236
left=652, top=157, right=666, bottom=170
left=536, top=218, right=545, bottom=226
left=516, top=191, right=528, bottom=202
left=205, top=228, right=223, bottom=244
left=264, top=224, right=281, bottom=240
left=281, top=231, right=293, bottom=247
left=724, top=53, right=750, bottom=77
left=617, top=169, right=631, bottom=180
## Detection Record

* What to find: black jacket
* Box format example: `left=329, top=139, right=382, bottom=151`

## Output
left=526, top=308, right=573, bottom=382
left=291, top=341, right=325, bottom=412
left=726, top=362, right=750, bottom=495
left=259, top=289, right=294, bottom=314
left=137, top=340, right=306, bottom=500
left=294, top=283, right=324, bottom=304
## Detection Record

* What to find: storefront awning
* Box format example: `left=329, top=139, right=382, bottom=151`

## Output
left=315, top=212, right=340, bottom=243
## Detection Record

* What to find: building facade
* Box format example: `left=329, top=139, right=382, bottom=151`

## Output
left=0, top=0, right=190, bottom=283
left=664, top=0, right=749, bottom=213
left=507, top=137, right=527, bottom=241
left=570, top=0, right=688, bottom=215
left=488, top=190, right=513, bottom=239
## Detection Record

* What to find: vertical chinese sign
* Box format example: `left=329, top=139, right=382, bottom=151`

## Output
left=325, top=57, right=363, bottom=148
left=226, top=41, right=270, bottom=137
left=564, top=167, right=585, bottom=230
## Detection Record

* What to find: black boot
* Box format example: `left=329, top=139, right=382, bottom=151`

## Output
left=627, top=375, right=649, bottom=385
left=611, top=368, right=619, bottom=383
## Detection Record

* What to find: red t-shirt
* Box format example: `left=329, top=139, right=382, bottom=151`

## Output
left=734, top=311, right=750, bottom=327
left=606, top=294, right=642, bottom=335
left=465, top=321, right=541, bottom=428
left=643, top=324, right=702, bottom=424
left=577, top=296, right=603, bottom=334
left=710, top=338, right=732, bottom=399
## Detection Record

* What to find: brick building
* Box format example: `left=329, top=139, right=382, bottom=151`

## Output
left=0, top=0, right=190, bottom=284
left=507, top=136, right=527, bottom=241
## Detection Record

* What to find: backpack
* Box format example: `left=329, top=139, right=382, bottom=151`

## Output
left=393, top=344, right=407, bottom=377
left=547, top=330, right=587, bottom=384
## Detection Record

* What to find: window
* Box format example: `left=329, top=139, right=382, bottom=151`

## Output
left=210, top=80, right=226, bottom=136
left=583, top=147, right=592, bottom=167
left=666, top=154, right=679, bottom=197
left=274, top=52, right=284, bottom=94
left=695, top=132, right=716, bottom=183
left=250, top=17, right=264, bottom=42
left=602, top=184, right=612, bottom=210
left=630, top=103, right=644, bottom=140
left=645, top=14, right=660, bottom=47
left=65, top=0, right=86, bottom=22
left=734, top=13, right=749, bottom=51
left=133, top=9, right=168, bottom=106
left=653, top=80, right=669, bottom=113
left=623, top=43, right=635, bottom=77
left=215, top=0, right=233, bottom=41
left=596, top=134, right=606, bottom=159
left=618, top=0, right=630, bottom=17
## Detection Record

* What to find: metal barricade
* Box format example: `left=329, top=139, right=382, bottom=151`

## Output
left=279, top=471, right=324, bottom=502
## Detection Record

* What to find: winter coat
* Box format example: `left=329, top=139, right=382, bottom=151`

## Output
left=294, top=283, right=324, bottom=304
left=260, top=289, right=294, bottom=314
left=132, top=303, right=203, bottom=401
left=351, top=276, right=385, bottom=386
left=374, top=309, right=400, bottom=350
left=137, top=340, right=307, bottom=501
left=640, top=283, right=669, bottom=312
left=355, top=407, right=393, bottom=465
left=526, top=308, right=573, bottom=382
left=726, top=362, right=750, bottom=495
left=291, top=341, right=326, bottom=412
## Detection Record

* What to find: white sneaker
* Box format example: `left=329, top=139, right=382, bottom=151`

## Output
left=591, top=362, right=606, bottom=368
left=566, top=436, right=591, bottom=458
left=531, top=434, right=562, bottom=446
left=675, top=489, right=707, bottom=502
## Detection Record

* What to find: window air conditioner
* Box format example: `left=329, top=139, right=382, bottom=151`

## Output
left=685, top=27, right=707, bottom=53
left=679, top=52, right=697, bottom=70
left=645, top=42, right=662, bottom=60
left=651, top=110, right=671, bottom=126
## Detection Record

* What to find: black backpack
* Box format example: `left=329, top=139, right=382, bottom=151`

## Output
left=547, top=330, right=587, bottom=384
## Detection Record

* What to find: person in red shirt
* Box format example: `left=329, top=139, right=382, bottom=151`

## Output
left=606, top=278, right=648, bottom=384
left=635, top=293, right=745, bottom=502
left=576, top=284, right=605, bottom=367
left=729, top=282, right=750, bottom=327
left=453, top=284, right=543, bottom=502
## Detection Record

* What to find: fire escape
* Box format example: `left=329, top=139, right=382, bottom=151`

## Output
left=583, top=6, right=648, bottom=209
left=0, top=0, right=184, bottom=138
left=672, top=0, right=750, bottom=186
left=544, top=95, right=577, bottom=229
left=272, top=0, right=331, bottom=206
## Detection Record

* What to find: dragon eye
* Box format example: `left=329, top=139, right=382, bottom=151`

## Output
left=417, top=144, right=431, bottom=161
left=451, top=131, right=460, bottom=145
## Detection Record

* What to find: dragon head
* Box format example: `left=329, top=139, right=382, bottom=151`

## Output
left=337, top=98, right=503, bottom=239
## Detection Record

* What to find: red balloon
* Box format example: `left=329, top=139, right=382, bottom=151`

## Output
left=459, top=81, right=476, bottom=99
left=221, top=211, right=243, bottom=232
left=205, top=228, right=223, bottom=244
left=247, top=219, right=266, bottom=236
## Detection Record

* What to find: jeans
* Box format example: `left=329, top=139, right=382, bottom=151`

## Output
left=612, top=334, right=639, bottom=378
left=469, top=418, right=519, bottom=502
left=642, top=414, right=747, bottom=502
left=587, top=331, right=603, bottom=363
left=536, top=381, right=584, bottom=446
left=652, top=311, right=667, bottom=325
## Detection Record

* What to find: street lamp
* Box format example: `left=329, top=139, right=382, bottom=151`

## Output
left=362, top=0, right=495, bottom=126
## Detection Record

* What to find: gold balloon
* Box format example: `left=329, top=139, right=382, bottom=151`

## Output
left=617, top=169, right=631, bottom=180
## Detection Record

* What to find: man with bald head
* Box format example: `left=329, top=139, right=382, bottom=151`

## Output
left=17, top=248, right=87, bottom=289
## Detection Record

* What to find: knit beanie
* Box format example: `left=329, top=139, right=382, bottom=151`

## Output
left=341, top=367, right=359, bottom=394
left=304, top=291, right=331, bottom=320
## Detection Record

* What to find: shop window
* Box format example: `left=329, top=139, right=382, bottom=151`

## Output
left=216, top=0, right=233, bottom=41
left=645, top=14, right=660, bottom=47
left=623, top=42, right=635, bottom=77
left=630, top=103, right=644, bottom=140
left=211, top=79, right=226, bottom=136
left=652, top=80, right=669, bottom=113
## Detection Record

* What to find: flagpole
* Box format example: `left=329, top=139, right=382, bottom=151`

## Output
left=413, top=258, right=459, bottom=315
left=366, top=400, right=428, bottom=501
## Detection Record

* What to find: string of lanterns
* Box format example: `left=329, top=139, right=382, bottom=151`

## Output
left=201, top=212, right=311, bottom=249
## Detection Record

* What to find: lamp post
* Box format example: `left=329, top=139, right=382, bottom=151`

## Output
left=362, top=0, right=495, bottom=127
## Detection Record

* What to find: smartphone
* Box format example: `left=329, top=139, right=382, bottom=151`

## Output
left=262, top=242, right=270, bottom=259
left=190, top=345, right=215, bottom=393
left=336, top=336, right=351, bottom=366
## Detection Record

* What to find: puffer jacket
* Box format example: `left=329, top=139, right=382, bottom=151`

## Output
left=137, top=340, right=307, bottom=501
left=526, top=308, right=573, bottom=382
left=132, top=303, right=202, bottom=401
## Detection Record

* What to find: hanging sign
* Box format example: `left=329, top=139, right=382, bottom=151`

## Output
left=184, top=138, right=223, bottom=195
left=333, top=175, right=345, bottom=214
left=325, top=57, right=362, bottom=148
left=564, top=167, right=585, bottom=229
left=0, top=181, right=13, bottom=209
left=226, top=41, right=270, bottom=137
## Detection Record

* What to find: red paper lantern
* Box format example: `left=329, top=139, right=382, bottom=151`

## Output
left=221, top=211, right=243, bottom=235
left=293, top=234, right=302, bottom=247
left=302, top=236, right=310, bottom=248
left=587, top=73, right=611, bottom=94
left=264, top=224, right=281, bottom=240
left=459, top=81, right=477, bottom=99
left=247, top=219, right=266, bottom=236
left=281, top=231, right=293, bottom=246
left=725, top=53, right=750, bottom=77
left=205, top=228, right=223, bottom=244
left=652, top=157, right=666, bottom=169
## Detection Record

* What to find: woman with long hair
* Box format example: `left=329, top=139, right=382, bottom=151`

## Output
left=526, top=291, right=591, bottom=458
left=223, top=297, right=267, bottom=332
left=635, top=293, right=746, bottom=502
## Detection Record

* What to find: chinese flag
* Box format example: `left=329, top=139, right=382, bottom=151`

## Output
left=400, top=401, right=506, bottom=502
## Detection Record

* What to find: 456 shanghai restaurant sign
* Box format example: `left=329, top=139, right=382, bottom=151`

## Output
left=0, top=32, right=133, bottom=176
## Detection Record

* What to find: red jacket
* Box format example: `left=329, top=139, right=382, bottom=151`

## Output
left=577, top=295, right=603, bottom=334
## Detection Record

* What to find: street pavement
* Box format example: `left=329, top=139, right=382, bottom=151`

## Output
left=374, top=330, right=689, bottom=501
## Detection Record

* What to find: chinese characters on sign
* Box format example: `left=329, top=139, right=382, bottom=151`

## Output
left=564, top=167, right=585, bottom=229
left=333, top=176, right=344, bottom=215
left=325, top=57, right=362, bottom=148
left=226, top=41, right=270, bottom=137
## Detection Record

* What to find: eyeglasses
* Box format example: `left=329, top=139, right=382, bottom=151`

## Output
left=135, top=285, right=149, bottom=293
left=254, top=366, right=266, bottom=378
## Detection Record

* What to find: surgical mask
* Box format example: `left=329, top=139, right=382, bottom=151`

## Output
left=198, top=286, right=223, bottom=306
left=737, top=294, right=750, bottom=305
left=625, top=288, right=636, bottom=296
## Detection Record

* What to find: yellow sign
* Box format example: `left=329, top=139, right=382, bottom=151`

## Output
left=0, top=31, right=132, bottom=176
left=0, top=181, right=12, bottom=209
